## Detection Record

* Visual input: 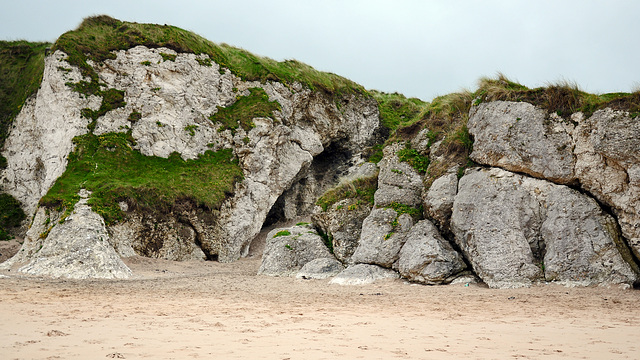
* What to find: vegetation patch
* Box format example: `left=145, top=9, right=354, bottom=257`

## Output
left=397, top=143, right=430, bottom=174
left=385, top=202, right=423, bottom=223
left=316, top=175, right=378, bottom=212
left=209, top=87, right=280, bottom=134
left=52, top=15, right=365, bottom=96
left=273, top=230, right=291, bottom=238
left=371, top=90, right=429, bottom=133
left=0, top=193, right=26, bottom=240
left=80, top=88, right=126, bottom=130
left=475, top=73, right=640, bottom=119
left=39, top=132, right=243, bottom=225
left=160, top=52, right=176, bottom=62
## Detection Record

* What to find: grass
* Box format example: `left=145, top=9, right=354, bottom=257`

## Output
left=209, top=87, right=281, bottom=134
left=0, top=41, right=50, bottom=236
left=39, top=132, right=243, bottom=225
left=475, top=73, right=640, bottom=119
left=52, top=15, right=365, bottom=96
left=315, top=175, right=378, bottom=212
left=370, top=90, right=429, bottom=132
left=397, top=143, right=430, bottom=174
left=273, top=230, right=291, bottom=238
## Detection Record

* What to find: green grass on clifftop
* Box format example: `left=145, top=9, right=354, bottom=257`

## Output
left=40, top=132, right=243, bottom=225
left=53, top=15, right=365, bottom=96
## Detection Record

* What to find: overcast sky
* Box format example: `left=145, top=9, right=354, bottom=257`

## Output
left=1, top=0, right=638, bottom=101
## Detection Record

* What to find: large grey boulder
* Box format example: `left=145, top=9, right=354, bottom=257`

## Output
left=312, top=197, right=373, bottom=264
left=469, top=102, right=640, bottom=261
left=296, top=257, right=344, bottom=279
left=468, top=101, right=576, bottom=184
left=350, top=208, right=414, bottom=267
left=0, top=190, right=131, bottom=279
left=374, top=142, right=423, bottom=207
left=395, top=220, right=467, bottom=284
left=258, top=224, right=333, bottom=277
left=329, top=264, right=399, bottom=285
left=452, top=168, right=638, bottom=288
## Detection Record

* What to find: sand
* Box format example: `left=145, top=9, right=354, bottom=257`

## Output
left=1, top=234, right=639, bottom=359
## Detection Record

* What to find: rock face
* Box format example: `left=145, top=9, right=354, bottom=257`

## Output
left=469, top=101, right=640, bottom=261
left=350, top=208, right=414, bottom=268
left=329, top=264, right=399, bottom=285
left=258, top=224, right=333, bottom=277
left=0, top=190, right=131, bottom=279
left=395, top=219, right=467, bottom=284
left=374, top=142, right=423, bottom=207
left=312, top=198, right=373, bottom=264
left=423, top=172, right=458, bottom=232
left=468, top=101, right=576, bottom=184
left=452, top=168, right=638, bottom=288
left=1, top=45, right=381, bottom=269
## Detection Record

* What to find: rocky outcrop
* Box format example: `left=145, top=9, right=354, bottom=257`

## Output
left=451, top=168, right=638, bottom=288
left=0, top=190, right=131, bottom=279
left=395, top=219, right=467, bottom=284
left=469, top=101, right=640, bottom=261
left=329, top=264, right=399, bottom=285
left=1, top=45, right=381, bottom=269
left=1, top=51, right=96, bottom=216
left=258, top=224, right=333, bottom=277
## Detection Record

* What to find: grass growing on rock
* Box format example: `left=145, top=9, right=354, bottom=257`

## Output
left=39, top=132, right=243, bottom=225
left=316, top=175, right=378, bottom=212
left=209, top=88, right=281, bottom=134
left=53, top=15, right=365, bottom=96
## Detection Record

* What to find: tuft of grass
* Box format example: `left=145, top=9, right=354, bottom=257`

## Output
left=159, top=52, right=176, bottom=62
left=316, top=175, right=378, bottom=212
left=39, top=132, right=243, bottom=225
left=476, top=73, right=640, bottom=119
left=370, top=90, right=429, bottom=132
left=274, top=230, right=291, bottom=238
left=397, top=143, right=430, bottom=174
left=209, top=87, right=280, bottom=134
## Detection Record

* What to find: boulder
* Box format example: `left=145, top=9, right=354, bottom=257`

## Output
left=258, top=224, right=333, bottom=277
left=296, top=257, right=344, bottom=279
left=395, top=219, right=467, bottom=284
left=374, top=142, right=423, bottom=207
left=0, top=190, right=131, bottom=279
left=350, top=208, right=414, bottom=267
left=468, top=101, right=576, bottom=184
left=423, top=172, right=458, bottom=232
left=329, top=264, right=399, bottom=285
left=312, top=198, right=373, bottom=264
left=451, top=168, right=638, bottom=288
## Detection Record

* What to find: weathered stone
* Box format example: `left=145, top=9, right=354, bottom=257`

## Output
left=573, top=108, right=640, bottom=260
left=423, top=172, right=458, bottom=232
left=468, top=101, right=576, bottom=184
left=296, top=257, right=344, bottom=279
left=374, top=142, right=423, bottom=207
left=312, top=198, right=373, bottom=264
left=329, top=264, right=399, bottom=285
left=350, top=208, right=414, bottom=267
left=258, top=224, right=333, bottom=277
left=395, top=220, right=467, bottom=284
left=0, top=190, right=131, bottom=279
left=452, top=168, right=638, bottom=288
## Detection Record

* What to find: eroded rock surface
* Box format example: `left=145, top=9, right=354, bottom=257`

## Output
left=258, top=224, right=333, bottom=277
left=329, top=264, right=399, bottom=285
left=374, top=142, right=423, bottom=207
left=295, top=257, right=344, bottom=280
left=452, top=168, right=638, bottom=288
left=0, top=190, right=131, bottom=279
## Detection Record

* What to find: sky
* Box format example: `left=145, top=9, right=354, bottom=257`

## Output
left=1, top=0, right=639, bottom=101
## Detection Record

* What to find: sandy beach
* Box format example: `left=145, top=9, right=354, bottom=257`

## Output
left=0, top=249, right=638, bottom=360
